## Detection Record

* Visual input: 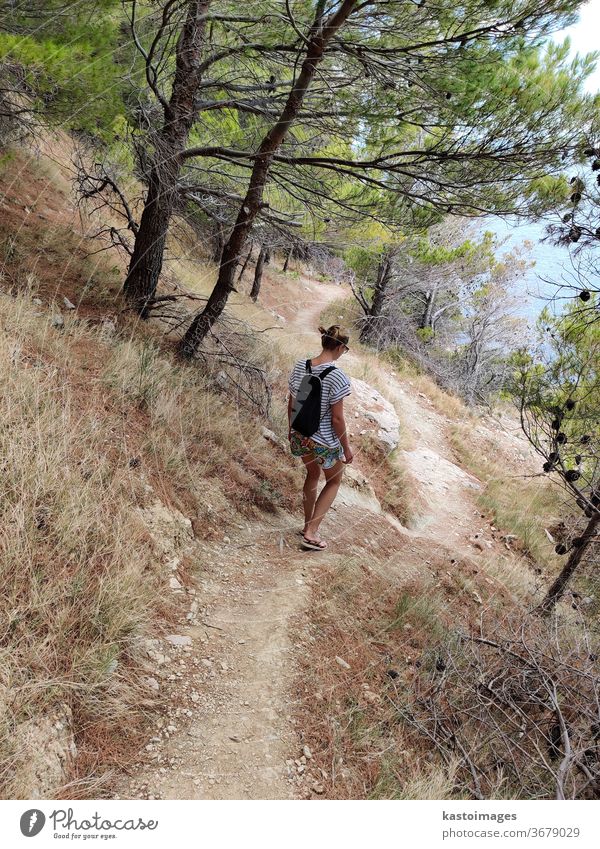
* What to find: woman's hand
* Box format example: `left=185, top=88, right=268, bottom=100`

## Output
left=343, top=447, right=354, bottom=464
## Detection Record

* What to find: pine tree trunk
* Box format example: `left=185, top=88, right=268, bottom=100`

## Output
left=237, top=243, right=253, bottom=284
left=419, top=287, right=437, bottom=330
left=122, top=0, right=211, bottom=315
left=122, top=140, right=179, bottom=316
left=538, top=513, right=599, bottom=614
left=180, top=0, right=357, bottom=357
left=211, top=222, right=225, bottom=264
left=282, top=245, right=293, bottom=272
left=359, top=255, right=391, bottom=345
left=250, top=245, right=267, bottom=301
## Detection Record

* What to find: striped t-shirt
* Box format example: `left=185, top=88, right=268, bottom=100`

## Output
left=288, top=359, right=352, bottom=448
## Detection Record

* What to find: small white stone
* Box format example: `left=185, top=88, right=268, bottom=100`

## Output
left=165, top=634, right=192, bottom=647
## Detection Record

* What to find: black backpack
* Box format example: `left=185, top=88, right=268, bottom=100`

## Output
left=290, top=360, right=336, bottom=438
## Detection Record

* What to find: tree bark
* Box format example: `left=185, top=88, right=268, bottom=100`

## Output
left=419, top=285, right=438, bottom=330
left=180, top=0, right=357, bottom=357
left=538, top=513, right=599, bottom=615
left=282, top=245, right=293, bottom=272
left=250, top=244, right=267, bottom=301
left=211, top=221, right=225, bottom=264
left=237, top=243, right=253, bottom=284
left=359, top=253, right=392, bottom=345
left=123, top=0, right=211, bottom=316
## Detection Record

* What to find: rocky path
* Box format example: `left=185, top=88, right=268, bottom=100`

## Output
left=116, top=276, right=520, bottom=801
left=384, top=381, right=484, bottom=547
left=123, top=524, right=308, bottom=800
left=116, top=496, right=401, bottom=800
left=286, top=279, right=487, bottom=552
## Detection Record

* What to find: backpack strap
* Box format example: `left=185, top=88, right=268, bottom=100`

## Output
left=305, top=360, right=335, bottom=381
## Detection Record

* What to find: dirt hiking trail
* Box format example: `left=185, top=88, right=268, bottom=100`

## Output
left=115, top=277, right=528, bottom=800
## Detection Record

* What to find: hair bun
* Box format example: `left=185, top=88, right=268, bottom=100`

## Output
left=318, top=324, right=350, bottom=351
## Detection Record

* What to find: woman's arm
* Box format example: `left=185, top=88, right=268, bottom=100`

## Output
left=330, top=398, right=353, bottom=463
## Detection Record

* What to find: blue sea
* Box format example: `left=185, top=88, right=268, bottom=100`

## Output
left=479, top=216, right=576, bottom=330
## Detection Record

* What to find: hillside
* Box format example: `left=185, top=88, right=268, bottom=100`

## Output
left=0, top=137, right=591, bottom=801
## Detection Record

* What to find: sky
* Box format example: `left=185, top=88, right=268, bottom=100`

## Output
left=554, top=0, right=600, bottom=93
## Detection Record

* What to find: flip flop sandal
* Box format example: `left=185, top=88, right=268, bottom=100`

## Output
left=301, top=536, right=327, bottom=551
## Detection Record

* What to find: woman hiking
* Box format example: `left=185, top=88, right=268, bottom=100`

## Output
left=287, top=325, right=353, bottom=551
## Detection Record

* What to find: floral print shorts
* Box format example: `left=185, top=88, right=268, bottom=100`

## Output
left=289, top=429, right=344, bottom=469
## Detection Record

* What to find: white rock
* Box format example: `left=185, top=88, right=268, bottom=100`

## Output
left=101, top=319, right=117, bottom=336
left=363, top=691, right=381, bottom=705
left=12, top=705, right=77, bottom=798
left=335, top=656, right=351, bottom=670
left=165, top=634, right=192, bottom=647
left=261, top=426, right=287, bottom=450
left=62, top=296, right=76, bottom=310
left=346, top=377, right=400, bottom=452
left=138, top=500, right=194, bottom=561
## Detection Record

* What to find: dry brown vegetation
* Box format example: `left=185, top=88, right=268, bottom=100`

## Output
left=449, top=422, right=566, bottom=573
left=1, top=142, right=598, bottom=802
left=0, top=148, right=307, bottom=796
left=292, top=529, right=600, bottom=800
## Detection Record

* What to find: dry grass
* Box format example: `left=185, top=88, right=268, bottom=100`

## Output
left=381, top=348, right=469, bottom=421
left=318, top=293, right=364, bottom=337
left=0, top=294, right=169, bottom=797
left=370, top=759, right=462, bottom=800
left=4, top=134, right=594, bottom=802
left=355, top=433, right=417, bottom=525
left=0, top=282, right=303, bottom=795
left=0, top=147, right=309, bottom=795
left=449, top=422, right=564, bottom=571
left=291, top=525, right=592, bottom=799
left=291, top=540, right=474, bottom=799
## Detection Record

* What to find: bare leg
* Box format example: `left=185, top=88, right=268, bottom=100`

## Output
left=304, top=460, right=344, bottom=542
left=300, top=452, right=321, bottom=532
